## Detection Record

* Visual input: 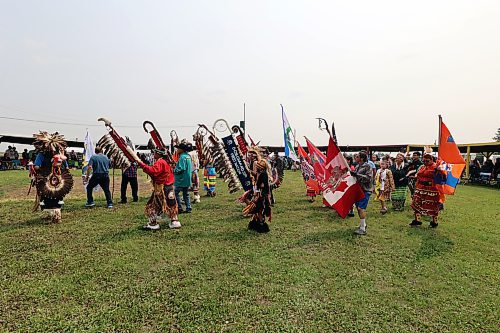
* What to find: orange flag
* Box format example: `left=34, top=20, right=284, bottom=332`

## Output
left=437, top=118, right=465, bottom=195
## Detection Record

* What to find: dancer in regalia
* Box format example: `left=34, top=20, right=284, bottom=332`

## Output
left=390, top=153, right=409, bottom=211
left=138, top=148, right=180, bottom=230
left=32, top=131, right=74, bottom=223
left=203, top=162, right=217, bottom=197
left=410, top=150, right=446, bottom=228
left=238, top=148, right=261, bottom=208
left=244, top=159, right=272, bottom=233
left=374, top=159, right=395, bottom=214
left=189, top=148, right=201, bottom=203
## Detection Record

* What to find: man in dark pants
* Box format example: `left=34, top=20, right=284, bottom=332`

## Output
left=120, top=163, right=138, bottom=203
left=85, top=146, right=113, bottom=208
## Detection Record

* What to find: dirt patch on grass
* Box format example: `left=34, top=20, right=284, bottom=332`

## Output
left=0, top=171, right=154, bottom=202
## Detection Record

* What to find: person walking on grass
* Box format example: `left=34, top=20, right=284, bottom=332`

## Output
left=85, top=146, right=113, bottom=209
left=410, top=150, right=446, bottom=228
left=351, top=151, right=373, bottom=235
left=374, top=159, right=395, bottom=214
left=174, top=142, right=193, bottom=214
left=120, top=162, right=138, bottom=204
left=390, top=153, right=409, bottom=211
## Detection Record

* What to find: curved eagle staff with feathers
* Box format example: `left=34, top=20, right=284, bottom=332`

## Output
left=317, top=116, right=350, bottom=181
left=96, top=117, right=141, bottom=199
left=31, top=131, right=74, bottom=223
left=170, top=130, right=180, bottom=162
left=197, top=121, right=242, bottom=194
left=194, top=125, right=218, bottom=197
left=234, top=122, right=283, bottom=198
left=143, top=121, right=176, bottom=167
left=193, top=125, right=208, bottom=166
left=316, top=117, right=337, bottom=144
left=316, top=117, right=346, bottom=188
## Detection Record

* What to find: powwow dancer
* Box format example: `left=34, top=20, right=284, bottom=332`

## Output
left=137, top=148, right=180, bottom=230
left=301, top=158, right=319, bottom=202
left=244, top=159, right=272, bottom=233
left=203, top=163, right=217, bottom=197
left=406, top=152, right=423, bottom=196
left=31, top=131, right=74, bottom=223
left=189, top=148, right=201, bottom=203
left=390, top=153, right=409, bottom=211
left=374, top=159, right=395, bottom=214
left=410, top=150, right=446, bottom=228
left=239, top=147, right=261, bottom=207
left=193, top=127, right=216, bottom=197
left=297, top=143, right=318, bottom=202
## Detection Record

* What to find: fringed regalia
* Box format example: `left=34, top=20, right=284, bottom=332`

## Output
left=375, top=169, right=395, bottom=202
left=391, top=162, right=408, bottom=211
left=411, top=162, right=443, bottom=217
left=203, top=166, right=217, bottom=196
left=140, top=157, right=178, bottom=226
left=145, top=183, right=178, bottom=223
left=244, top=161, right=271, bottom=233
left=32, top=132, right=74, bottom=223
left=300, top=159, right=320, bottom=201
left=189, top=151, right=200, bottom=202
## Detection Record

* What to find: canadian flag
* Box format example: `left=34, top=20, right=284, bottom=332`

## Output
left=322, top=136, right=365, bottom=218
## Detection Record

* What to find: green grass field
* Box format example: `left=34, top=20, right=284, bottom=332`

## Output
left=0, top=170, right=499, bottom=332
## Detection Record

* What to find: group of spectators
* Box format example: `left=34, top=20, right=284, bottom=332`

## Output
left=469, top=157, right=500, bottom=182
left=1, top=146, right=32, bottom=170
left=1, top=146, right=87, bottom=171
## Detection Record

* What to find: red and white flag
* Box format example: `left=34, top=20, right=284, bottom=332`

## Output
left=322, top=136, right=365, bottom=218
left=305, top=137, right=330, bottom=183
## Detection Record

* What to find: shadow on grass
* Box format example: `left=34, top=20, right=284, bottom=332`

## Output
left=296, top=229, right=359, bottom=247
left=97, top=223, right=256, bottom=244
left=220, top=228, right=263, bottom=241
left=0, top=216, right=52, bottom=233
left=407, top=228, right=454, bottom=260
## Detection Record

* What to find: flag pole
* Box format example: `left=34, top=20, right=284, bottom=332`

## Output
left=293, top=129, right=297, bottom=153
left=438, top=114, right=442, bottom=155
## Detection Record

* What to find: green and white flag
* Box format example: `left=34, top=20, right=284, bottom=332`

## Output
left=281, top=105, right=298, bottom=161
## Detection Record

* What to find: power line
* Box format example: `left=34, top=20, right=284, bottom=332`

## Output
left=0, top=116, right=198, bottom=129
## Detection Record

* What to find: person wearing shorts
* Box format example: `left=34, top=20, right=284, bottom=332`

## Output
left=351, top=151, right=374, bottom=235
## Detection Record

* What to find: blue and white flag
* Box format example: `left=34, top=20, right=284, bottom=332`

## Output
left=281, top=105, right=298, bottom=161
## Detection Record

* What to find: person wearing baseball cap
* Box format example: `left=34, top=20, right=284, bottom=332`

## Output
left=173, top=141, right=193, bottom=213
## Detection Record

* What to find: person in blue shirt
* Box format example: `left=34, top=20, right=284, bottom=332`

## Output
left=84, top=146, right=113, bottom=208
left=173, top=142, right=193, bottom=213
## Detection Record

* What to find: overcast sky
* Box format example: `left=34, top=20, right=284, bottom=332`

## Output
left=1, top=0, right=499, bottom=152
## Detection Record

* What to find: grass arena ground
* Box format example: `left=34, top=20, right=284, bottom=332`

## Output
left=0, top=169, right=498, bottom=332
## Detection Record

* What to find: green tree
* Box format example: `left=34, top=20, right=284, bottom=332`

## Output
left=494, top=128, right=500, bottom=142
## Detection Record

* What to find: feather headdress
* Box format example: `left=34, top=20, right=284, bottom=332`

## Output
left=33, top=131, right=68, bottom=153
